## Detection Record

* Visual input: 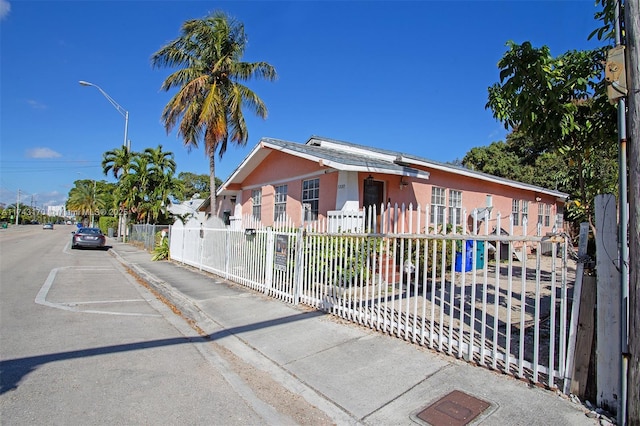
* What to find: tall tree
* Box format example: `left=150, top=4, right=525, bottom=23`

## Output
left=151, top=11, right=277, bottom=215
left=486, top=42, right=617, bottom=228
left=123, top=154, right=151, bottom=223
left=67, top=180, right=104, bottom=226
left=177, top=172, right=213, bottom=200
left=102, top=145, right=135, bottom=235
left=144, top=144, right=177, bottom=178
left=143, top=145, right=182, bottom=223
left=102, top=145, right=133, bottom=179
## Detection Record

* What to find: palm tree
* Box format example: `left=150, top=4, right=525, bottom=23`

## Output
left=143, top=145, right=181, bottom=223
left=151, top=11, right=277, bottom=214
left=125, top=154, right=152, bottom=223
left=67, top=180, right=104, bottom=227
left=102, top=145, right=133, bottom=179
left=144, top=145, right=177, bottom=181
left=150, top=173, right=184, bottom=223
left=102, top=146, right=137, bottom=239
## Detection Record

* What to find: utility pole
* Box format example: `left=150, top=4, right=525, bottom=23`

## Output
left=15, top=190, right=20, bottom=225
left=624, top=0, right=639, bottom=423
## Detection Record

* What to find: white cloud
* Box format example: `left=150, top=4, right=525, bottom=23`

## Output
left=40, top=191, right=67, bottom=207
left=0, top=0, right=10, bottom=20
left=27, top=147, right=62, bottom=159
left=26, top=99, right=47, bottom=110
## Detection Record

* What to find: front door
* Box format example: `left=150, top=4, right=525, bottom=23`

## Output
left=363, top=178, right=384, bottom=212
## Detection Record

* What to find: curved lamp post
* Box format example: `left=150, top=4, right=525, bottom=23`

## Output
left=79, top=80, right=130, bottom=241
left=79, top=80, right=130, bottom=151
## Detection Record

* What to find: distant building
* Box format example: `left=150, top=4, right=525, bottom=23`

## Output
left=47, top=205, right=67, bottom=217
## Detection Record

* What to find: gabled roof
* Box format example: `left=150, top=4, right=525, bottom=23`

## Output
left=218, top=136, right=429, bottom=195
left=218, top=135, right=569, bottom=200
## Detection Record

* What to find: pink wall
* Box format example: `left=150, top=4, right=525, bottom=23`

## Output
left=370, top=167, right=560, bottom=235
left=239, top=150, right=339, bottom=226
left=230, top=147, right=561, bottom=235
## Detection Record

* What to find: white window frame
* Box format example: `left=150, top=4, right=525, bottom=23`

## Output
left=430, top=187, right=446, bottom=226
left=302, top=178, right=319, bottom=221
left=274, top=185, right=288, bottom=221
left=512, top=199, right=520, bottom=226
left=251, top=189, right=262, bottom=221
left=537, top=202, right=544, bottom=225
left=545, top=203, right=552, bottom=227
left=448, top=190, right=462, bottom=226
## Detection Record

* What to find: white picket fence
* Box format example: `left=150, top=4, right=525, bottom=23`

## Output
left=169, top=204, right=575, bottom=390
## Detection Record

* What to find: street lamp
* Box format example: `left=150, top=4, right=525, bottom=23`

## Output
left=79, top=80, right=130, bottom=151
left=79, top=80, right=129, bottom=241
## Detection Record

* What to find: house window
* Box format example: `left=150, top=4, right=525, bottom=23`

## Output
left=274, top=184, right=288, bottom=221
left=537, top=203, right=552, bottom=227
left=448, top=190, right=462, bottom=225
left=512, top=199, right=520, bottom=226
left=251, top=189, right=262, bottom=221
left=302, top=178, right=319, bottom=221
left=555, top=205, right=563, bottom=227
left=537, top=202, right=543, bottom=226
left=430, top=187, right=446, bottom=225
left=522, top=201, right=529, bottom=225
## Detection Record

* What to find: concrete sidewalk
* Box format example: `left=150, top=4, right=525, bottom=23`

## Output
left=109, top=240, right=599, bottom=426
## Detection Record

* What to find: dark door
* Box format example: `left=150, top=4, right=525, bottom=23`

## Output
left=363, top=179, right=384, bottom=211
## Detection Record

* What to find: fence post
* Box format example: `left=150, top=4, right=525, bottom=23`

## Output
left=563, top=222, right=590, bottom=394
left=198, top=223, right=204, bottom=271
left=595, top=194, right=621, bottom=413
left=224, top=227, right=231, bottom=280
left=265, top=227, right=274, bottom=294
left=292, top=227, right=305, bottom=305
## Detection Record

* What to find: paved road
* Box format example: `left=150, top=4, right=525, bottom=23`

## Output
left=0, top=225, right=328, bottom=425
left=1, top=225, right=603, bottom=425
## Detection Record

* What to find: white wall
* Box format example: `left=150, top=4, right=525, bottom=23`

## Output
left=335, top=171, right=360, bottom=211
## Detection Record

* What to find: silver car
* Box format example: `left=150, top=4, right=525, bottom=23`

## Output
left=71, top=227, right=106, bottom=249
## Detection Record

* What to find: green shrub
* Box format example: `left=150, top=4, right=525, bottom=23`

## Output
left=305, top=235, right=381, bottom=287
left=98, top=216, right=118, bottom=235
left=152, top=236, right=169, bottom=261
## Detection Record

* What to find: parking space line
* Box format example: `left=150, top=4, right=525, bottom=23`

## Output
left=36, top=266, right=161, bottom=317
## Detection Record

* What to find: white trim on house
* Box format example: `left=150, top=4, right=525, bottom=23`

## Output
left=260, top=139, right=430, bottom=179
left=216, top=135, right=569, bottom=206
left=306, top=135, right=568, bottom=200
left=240, top=169, right=338, bottom=191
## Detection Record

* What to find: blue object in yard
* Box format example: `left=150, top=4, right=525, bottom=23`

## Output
left=455, top=240, right=485, bottom=272
left=476, top=241, right=485, bottom=269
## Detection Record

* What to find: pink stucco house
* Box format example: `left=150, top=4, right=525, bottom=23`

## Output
left=211, top=135, right=568, bottom=235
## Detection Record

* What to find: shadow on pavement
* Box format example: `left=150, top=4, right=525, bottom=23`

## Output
left=0, top=310, right=326, bottom=394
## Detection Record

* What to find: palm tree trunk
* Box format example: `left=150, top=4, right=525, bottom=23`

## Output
left=209, top=152, right=217, bottom=216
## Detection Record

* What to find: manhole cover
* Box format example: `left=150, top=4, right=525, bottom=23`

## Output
left=417, top=390, right=491, bottom=426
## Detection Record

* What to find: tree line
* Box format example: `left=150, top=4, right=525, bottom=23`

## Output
left=65, top=145, right=219, bottom=226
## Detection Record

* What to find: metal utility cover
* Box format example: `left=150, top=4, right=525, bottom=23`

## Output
left=417, top=390, right=491, bottom=426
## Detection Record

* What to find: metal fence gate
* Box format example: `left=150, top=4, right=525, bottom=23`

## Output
left=168, top=204, right=575, bottom=390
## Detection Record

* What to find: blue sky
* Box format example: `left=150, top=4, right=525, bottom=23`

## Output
left=0, top=0, right=604, bottom=209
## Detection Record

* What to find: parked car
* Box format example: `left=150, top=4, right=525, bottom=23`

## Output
left=43, top=223, right=54, bottom=230
left=71, top=227, right=106, bottom=249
